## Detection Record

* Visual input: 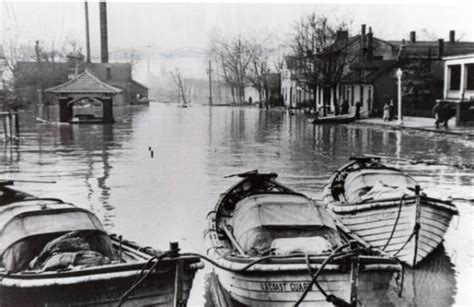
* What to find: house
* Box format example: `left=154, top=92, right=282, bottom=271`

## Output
left=339, top=29, right=474, bottom=117
left=282, top=26, right=474, bottom=118
left=13, top=61, right=148, bottom=106
left=282, top=25, right=398, bottom=117
left=439, top=53, right=474, bottom=126
left=336, top=25, right=400, bottom=117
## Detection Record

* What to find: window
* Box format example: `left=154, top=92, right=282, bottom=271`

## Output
left=467, top=64, right=474, bottom=91
left=449, top=65, right=461, bottom=90
left=360, top=85, right=364, bottom=106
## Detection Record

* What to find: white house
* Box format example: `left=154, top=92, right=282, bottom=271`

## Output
left=442, top=53, right=474, bottom=126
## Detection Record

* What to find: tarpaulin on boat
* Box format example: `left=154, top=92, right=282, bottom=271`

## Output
left=231, top=194, right=341, bottom=255
left=344, top=169, right=416, bottom=203
left=0, top=203, right=114, bottom=271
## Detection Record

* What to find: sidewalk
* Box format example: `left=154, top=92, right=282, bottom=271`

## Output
left=356, top=116, right=474, bottom=137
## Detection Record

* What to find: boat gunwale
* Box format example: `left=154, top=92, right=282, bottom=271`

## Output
left=323, top=158, right=457, bottom=210
left=0, top=252, right=201, bottom=280
left=327, top=195, right=458, bottom=214
left=206, top=174, right=401, bottom=273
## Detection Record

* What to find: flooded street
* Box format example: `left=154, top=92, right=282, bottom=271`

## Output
left=1, top=104, right=473, bottom=306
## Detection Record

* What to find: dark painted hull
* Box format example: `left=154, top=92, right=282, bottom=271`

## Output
left=310, top=114, right=355, bottom=124
left=0, top=255, right=201, bottom=306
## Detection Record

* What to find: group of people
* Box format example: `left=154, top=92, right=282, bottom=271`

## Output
left=433, top=100, right=456, bottom=128
left=382, top=100, right=395, bottom=121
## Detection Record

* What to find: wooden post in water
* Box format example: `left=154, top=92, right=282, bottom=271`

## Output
left=170, top=242, right=185, bottom=307
left=349, top=255, right=360, bottom=307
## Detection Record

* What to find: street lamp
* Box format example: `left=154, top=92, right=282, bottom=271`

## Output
left=396, top=68, right=403, bottom=126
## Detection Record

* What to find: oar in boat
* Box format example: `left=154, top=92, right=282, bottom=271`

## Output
left=224, top=170, right=258, bottom=178
left=221, top=225, right=247, bottom=257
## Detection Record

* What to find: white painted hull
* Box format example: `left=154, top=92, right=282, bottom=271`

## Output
left=327, top=196, right=457, bottom=266
left=216, top=267, right=399, bottom=307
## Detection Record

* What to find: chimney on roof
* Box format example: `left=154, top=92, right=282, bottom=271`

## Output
left=99, top=1, right=109, bottom=63
left=336, top=30, right=349, bottom=42
left=409, top=31, right=416, bottom=43
left=438, top=39, right=444, bottom=58
left=367, top=27, right=374, bottom=60
left=449, top=30, right=455, bottom=43
left=361, top=24, right=367, bottom=59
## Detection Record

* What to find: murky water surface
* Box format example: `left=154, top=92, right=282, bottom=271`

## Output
left=1, top=105, right=473, bottom=306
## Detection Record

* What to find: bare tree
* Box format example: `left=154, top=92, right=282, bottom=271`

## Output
left=170, top=68, right=188, bottom=105
left=209, top=31, right=261, bottom=105
left=245, top=37, right=273, bottom=107
left=288, top=13, right=356, bottom=115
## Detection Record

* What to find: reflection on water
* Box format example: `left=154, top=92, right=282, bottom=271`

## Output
left=1, top=104, right=472, bottom=306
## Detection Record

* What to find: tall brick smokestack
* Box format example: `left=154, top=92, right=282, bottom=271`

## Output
left=100, top=1, right=109, bottom=63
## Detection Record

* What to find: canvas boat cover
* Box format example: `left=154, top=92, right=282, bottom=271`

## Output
left=0, top=200, right=113, bottom=271
left=344, top=168, right=417, bottom=203
left=231, top=194, right=342, bottom=256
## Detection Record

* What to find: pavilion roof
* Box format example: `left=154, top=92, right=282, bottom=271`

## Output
left=46, top=69, right=122, bottom=95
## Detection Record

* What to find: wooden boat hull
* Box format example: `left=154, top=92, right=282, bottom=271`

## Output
left=0, top=256, right=200, bottom=306
left=310, top=115, right=355, bottom=125
left=215, top=265, right=399, bottom=307
left=327, top=196, right=456, bottom=267
left=323, top=156, right=458, bottom=268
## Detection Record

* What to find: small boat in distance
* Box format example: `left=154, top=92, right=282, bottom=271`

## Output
left=322, top=156, right=459, bottom=267
left=0, top=181, right=203, bottom=306
left=206, top=171, right=402, bottom=306
left=309, top=114, right=355, bottom=125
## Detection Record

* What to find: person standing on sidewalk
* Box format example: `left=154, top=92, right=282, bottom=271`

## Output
left=355, top=101, right=362, bottom=119
left=383, top=102, right=390, bottom=121
left=433, top=101, right=442, bottom=128
left=389, top=100, right=394, bottom=121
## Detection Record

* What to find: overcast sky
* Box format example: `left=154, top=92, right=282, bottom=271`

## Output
left=2, top=1, right=473, bottom=81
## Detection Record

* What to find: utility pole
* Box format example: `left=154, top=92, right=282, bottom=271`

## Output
left=396, top=68, right=403, bottom=126
left=207, top=60, right=213, bottom=105
left=84, top=1, right=91, bottom=63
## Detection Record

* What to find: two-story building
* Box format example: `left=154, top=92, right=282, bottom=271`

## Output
left=440, top=53, right=474, bottom=126
left=282, top=25, right=398, bottom=117
left=282, top=26, right=474, bottom=118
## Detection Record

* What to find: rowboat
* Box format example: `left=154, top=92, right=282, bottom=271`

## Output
left=309, top=114, right=355, bottom=125
left=0, top=181, right=203, bottom=306
left=322, top=156, right=459, bottom=267
left=205, top=171, right=402, bottom=306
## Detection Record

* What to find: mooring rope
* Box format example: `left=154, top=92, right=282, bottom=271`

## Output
left=116, top=250, right=174, bottom=307
left=392, top=223, right=420, bottom=257
left=294, top=243, right=353, bottom=307
left=382, top=195, right=405, bottom=251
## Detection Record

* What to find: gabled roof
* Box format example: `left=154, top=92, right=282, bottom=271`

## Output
left=342, top=60, right=397, bottom=84
left=131, top=79, right=149, bottom=90
left=46, top=69, right=122, bottom=94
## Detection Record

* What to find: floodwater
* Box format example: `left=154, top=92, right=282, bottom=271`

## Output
left=1, top=104, right=473, bottom=306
